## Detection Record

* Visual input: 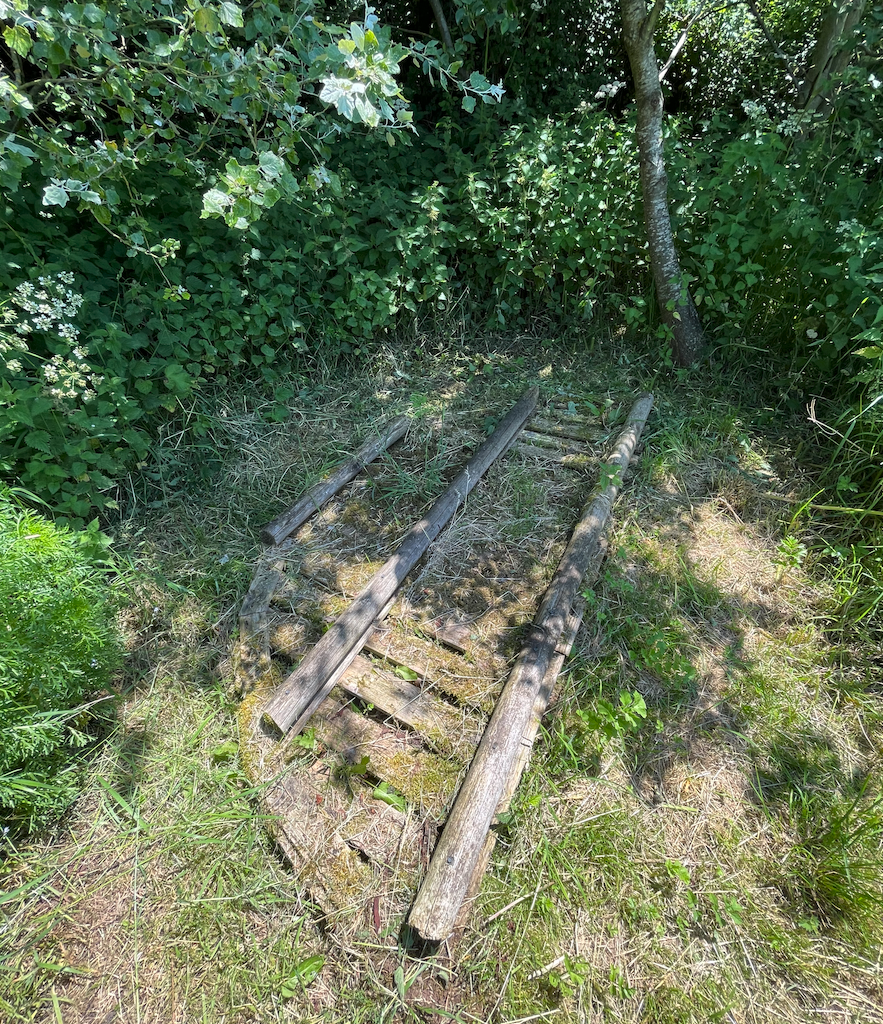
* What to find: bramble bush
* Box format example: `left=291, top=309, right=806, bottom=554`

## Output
left=0, top=488, right=122, bottom=833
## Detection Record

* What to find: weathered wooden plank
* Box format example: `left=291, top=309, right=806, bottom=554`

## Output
left=501, top=595, right=588, bottom=812
left=336, top=654, right=485, bottom=759
left=263, top=387, right=539, bottom=735
left=235, top=539, right=297, bottom=696
left=528, top=416, right=603, bottom=443
left=520, top=429, right=585, bottom=452
left=265, top=766, right=426, bottom=918
left=311, top=698, right=464, bottom=818
left=408, top=392, right=654, bottom=942
left=511, top=442, right=593, bottom=469
left=451, top=596, right=588, bottom=937
left=363, top=627, right=499, bottom=713
left=261, top=415, right=411, bottom=546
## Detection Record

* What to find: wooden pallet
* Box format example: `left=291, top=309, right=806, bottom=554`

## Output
left=232, top=395, right=649, bottom=944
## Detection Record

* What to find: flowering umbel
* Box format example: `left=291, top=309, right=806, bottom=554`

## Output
left=1, top=272, right=104, bottom=406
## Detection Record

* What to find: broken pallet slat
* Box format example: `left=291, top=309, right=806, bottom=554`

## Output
left=520, top=429, right=585, bottom=452
left=310, top=698, right=463, bottom=817
left=261, top=414, right=411, bottom=546
left=408, top=392, right=654, bottom=943
left=362, top=627, right=499, bottom=713
left=528, top=416, right=603, bottom=443
left=263, top=386, right=539, bottom=735
left=336, top=654, right=485, bottom=760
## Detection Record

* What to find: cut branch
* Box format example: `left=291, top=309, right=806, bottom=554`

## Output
left=261, top=415, right=410, bottom=546
left=262, top=386, right=540, bottom=735
left=408, top=393, right=654, bottom=943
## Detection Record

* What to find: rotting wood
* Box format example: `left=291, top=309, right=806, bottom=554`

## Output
left=335, top=654, right=485, bottom=759
left=260, top=414, right=411, bottom=546
left=362, top=627, right=500, bottom=713
left=265, top=765, right=426, bottom=917
left=520, top=429, right=585, bottom=452
left=235, top=538, right=296, bottom=696
left=408, top=392, right=654, bottom=943
left=262, top=387, right=539, bottom=735
left=310, top=698, right=462, bottom=817
left=511, top=442, right=593, bottom=469
left=528, top=416, right=603, bottom=443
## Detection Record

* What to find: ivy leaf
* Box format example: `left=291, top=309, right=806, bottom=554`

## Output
left=218, top=2, right=244, bottom=28
left=42, top=183, right=68, bottom=207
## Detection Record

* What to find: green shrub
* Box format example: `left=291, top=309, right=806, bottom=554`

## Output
left=0, top=490, right=122, bottom=834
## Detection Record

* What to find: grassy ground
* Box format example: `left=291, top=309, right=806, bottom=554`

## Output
left=2, top=332, right=882, bottom=1023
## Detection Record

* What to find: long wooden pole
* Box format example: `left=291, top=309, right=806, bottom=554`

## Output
left=261, top=415, right=411, bottom=546
left=263, top=387, right=540, bottom=735
left=408, top=393, right=653, bottom=943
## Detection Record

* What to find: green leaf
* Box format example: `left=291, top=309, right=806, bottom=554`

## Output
left=41, top=183, right=68, bottom=207
left=394, top=665, right=419, bottom=681
left=665, top=859, right=691, bottom=884
left=258, top=150, right=285, bottom=179
left=280, top=956, right=325, bottom=996
left=194, top=7, right=220, bottom=33
left=218, top=1, right=244, bottom=27
left=372, top=782, right=407, bottom=812
left=4, top=25, right=32, bottom=57
left=201, top=188, right=230, bottom=218
left=461, top=95, right=476, bottom=114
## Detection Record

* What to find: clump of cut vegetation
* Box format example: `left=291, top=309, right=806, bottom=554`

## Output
left=0, top=489, right=122, bottom=834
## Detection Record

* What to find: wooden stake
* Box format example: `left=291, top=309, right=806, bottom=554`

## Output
left=263, top=387, right=540, bottom=735
left=408, top=392, right=654, bottom=943
left=260, top=414, right=411, bottom=546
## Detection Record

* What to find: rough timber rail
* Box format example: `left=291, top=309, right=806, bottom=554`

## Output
left=232, top=387, right=653, bottom=948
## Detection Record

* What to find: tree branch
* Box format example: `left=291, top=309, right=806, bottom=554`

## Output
left=645, top=0, right=666, bottom=41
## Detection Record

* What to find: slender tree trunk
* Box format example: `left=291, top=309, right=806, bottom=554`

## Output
left=428, top=0, right=454, bottom=51
left=621, top=0, right=705, bottom=367
left=798, top=0, right=866, bottom=113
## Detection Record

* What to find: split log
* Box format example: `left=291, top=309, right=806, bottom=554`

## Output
left=260, top=414, right=410, bottom=546
left=408, top=392, right=654, bottom=942
left=262, top=387, right=540, bottom=735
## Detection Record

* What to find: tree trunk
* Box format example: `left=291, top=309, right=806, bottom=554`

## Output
left=621, top=0, right=705, bottom=368
left=428, top=0, right=454, bottom=51
left=798, top=0, right=866, bottom=113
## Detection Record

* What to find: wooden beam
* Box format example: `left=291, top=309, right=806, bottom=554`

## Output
left=408, top=392, right=654, bottom=942
left=260, top=415, right=411, bottom=546
left=262, top=387, right=540, bottom=735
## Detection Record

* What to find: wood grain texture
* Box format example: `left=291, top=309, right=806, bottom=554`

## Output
left=408, top=392, right=654, bottom=942
left=262, top=387, right=539, bottom=734
left=336, top=654, right=484, bottom=759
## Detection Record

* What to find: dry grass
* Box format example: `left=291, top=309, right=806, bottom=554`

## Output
left=3, top=338, right=883, bottom=1023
